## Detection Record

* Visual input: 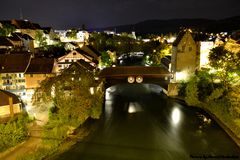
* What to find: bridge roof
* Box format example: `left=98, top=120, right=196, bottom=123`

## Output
left=99, top=66, right=172, bottom=78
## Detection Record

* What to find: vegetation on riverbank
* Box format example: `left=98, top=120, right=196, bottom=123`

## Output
left=0, top=113, right=31, bottom=152
left=179, top=45, right=240, bottom=138
left=18, top=63, right=105, bottom=160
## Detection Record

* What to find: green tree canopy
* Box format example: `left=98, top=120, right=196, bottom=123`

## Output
left=0, top=23, right=16, bottom=36
left=209, top=46, right=240, bottom=89
left=35, top=30, right=48, bottom=50
left=33, top=63, right=104, bottom=126
left=66, top=29, right=78, bottom=39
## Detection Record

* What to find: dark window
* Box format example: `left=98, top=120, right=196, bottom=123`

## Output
left=182, top=45, right=186, bottom=51
left=189, top=47, right=192, bottom=51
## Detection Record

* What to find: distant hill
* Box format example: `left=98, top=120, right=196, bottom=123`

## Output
left=91, top=16, right=240, bottom=35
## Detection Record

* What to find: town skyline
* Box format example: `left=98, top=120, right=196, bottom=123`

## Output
left=0, top=0, right=239, bottom=29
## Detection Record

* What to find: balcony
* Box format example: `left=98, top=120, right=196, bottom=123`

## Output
left=1, top=77, right=12, bottom=80
left=3, top=82, right=13, bottom=86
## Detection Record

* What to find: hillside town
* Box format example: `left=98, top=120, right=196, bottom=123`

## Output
left=1, top=19, right=239, bottom=119
left=0, top=19, right=240, bottom=159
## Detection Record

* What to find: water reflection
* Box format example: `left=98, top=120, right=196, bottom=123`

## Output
left=57, top=84, right=240, bottom=160
left=171, top=107, right=181, bottom=125
left=128, top=102, right=143, bottom=113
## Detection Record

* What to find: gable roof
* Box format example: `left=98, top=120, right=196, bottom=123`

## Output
left=75, top=48, right=94, bottom=60
left=0, top=90, right=20, bottom=106
left=173, top=29, right=210, bottom=46
left=25, top=57, right=55, bottom=74
left=81, top=45, right=101, bottom=58
left=77, top=59, right=95, bottom=72
left=0, top=53, right=31, bottom=73
left=7, top=33, right=22, bottom=42
left=67, top=59, right=95, bottom=73
left=173, top=31, right=185, bottom=46
left=15, top=33, right=34, bottom=40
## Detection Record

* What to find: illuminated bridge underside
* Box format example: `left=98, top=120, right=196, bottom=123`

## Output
left=99, top=66, right=172, bottom=90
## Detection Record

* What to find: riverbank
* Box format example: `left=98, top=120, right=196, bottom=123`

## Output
left=170, top=96, right=240, bottom=148
left=44, top=118, right=99, bottom=160
left=0, top=121, right=42, bottom=160
left=15, top=118, right=99, bottom=160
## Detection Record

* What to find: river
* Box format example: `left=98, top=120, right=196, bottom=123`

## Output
left=56, top=84, right=240, bottom=159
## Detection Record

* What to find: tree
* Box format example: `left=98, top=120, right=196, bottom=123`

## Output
left=144, top=41, right=171, bottom=66
left=89, top=32, right=108, bottom=52
left=66, top=29, right=78, bottom=39
left=99, top=51, right=112, bottom=67
left=32, top=63, right=104, bottom=126
left=0, top=23, right=16, bottom=36
left=35, top=30, right=48, bottom=50
left=185, top=76, right=201, bottom=106
left=209, top=46, right=240, bottom=90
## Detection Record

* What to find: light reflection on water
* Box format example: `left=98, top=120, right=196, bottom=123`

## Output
left=171, top=107, right=181, bottom=125
left=57, top=84, right=240, bottom=160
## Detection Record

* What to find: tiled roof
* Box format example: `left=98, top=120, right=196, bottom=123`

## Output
left=81, top=45, right=101, bottom=58
left=7, top=33, right=22, bottom=41
left=0, top=53, right=31, bottom=73
left=25, top=57, right=55, bottom=74
left=15, top=33, right=34, bottom=40
left=75, top=48, right=94, bottom=59
left=0, top=37, right=13, bottom=46
left=0, top=90, right=20, bottom=106
left=77, top=59, right=95, bottom=71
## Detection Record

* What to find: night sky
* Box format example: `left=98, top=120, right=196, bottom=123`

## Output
left=0, top=0, right=239, bottom=29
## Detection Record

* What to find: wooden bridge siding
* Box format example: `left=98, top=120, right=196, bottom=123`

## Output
left=99, top=66, right=172, bottom=78
left=104, top=76, right=169, bottom=90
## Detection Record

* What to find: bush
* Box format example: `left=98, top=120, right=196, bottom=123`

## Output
left=185, top=76, right=200, bottom=106
left=0, top=113, right=30, bottom=152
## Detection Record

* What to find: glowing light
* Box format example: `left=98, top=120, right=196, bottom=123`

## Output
left=167, top=37, right=176, bottom=43
left=233, top=73, right=238, bottom=77
left=127, top=76, right=135, bottom=83
left=89, top=87, right=94, bottom=95
left=200, top=42, right=214, bottom=68
left=105, top=90, right=111, bottom=100
left=128, top=102, right=142, bottom=113
left=136, top=76, right=143, bottom=83
left=176, top=71, right=188, bottom=81
left=128, top=105, right=136, bottom=113
left=171, top=108, right=181, bottom=125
